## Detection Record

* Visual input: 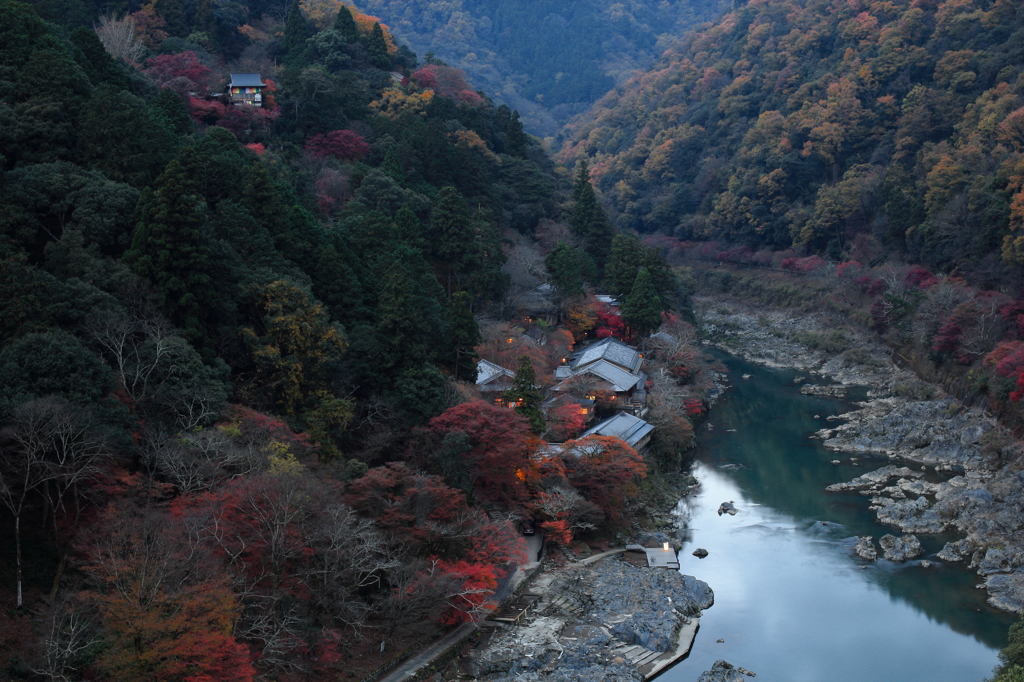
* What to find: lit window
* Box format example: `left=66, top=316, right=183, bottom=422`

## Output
left=580, top=408, right=588, bottom=414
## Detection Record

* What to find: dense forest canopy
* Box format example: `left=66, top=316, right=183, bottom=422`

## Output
left=10, top=0, right=1024, bottom=675
left=560, top=0, right=1024, bottom=282
left=0, top=0, right=703, bottom=677
left=358, top=0, right=730, bottom=138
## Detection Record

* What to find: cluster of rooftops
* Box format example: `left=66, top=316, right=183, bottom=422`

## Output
left=477, top=335, right=655, bottom=452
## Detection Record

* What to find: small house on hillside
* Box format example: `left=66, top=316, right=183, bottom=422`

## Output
left=580, top=412, right=654, bottom=451
left=570, top=336, right=642, bottom=374
left=476, top=359, right=515, bottom=402
left=553, top=337, right=647, bottom=415
left=228, top=73, right=265, bottom=106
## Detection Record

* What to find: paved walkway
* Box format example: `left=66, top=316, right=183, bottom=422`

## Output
left=377, top=623, right=476, bottom=682
left=377, top=533, right=545, bottom=682
left=571, top=547, right=628, bottom=566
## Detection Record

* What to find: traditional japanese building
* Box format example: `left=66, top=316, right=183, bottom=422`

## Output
left=227, top=73, right=266, bottom=106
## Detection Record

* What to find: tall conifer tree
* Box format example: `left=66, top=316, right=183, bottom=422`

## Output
left=570, top=160, right=614, bottom=270
left=621, top=267, right=663, bottom=340
left=333, top=4, right=359, bottom=42
left=367, top=22, right=390, bottom=70
left=507, top=356, right=545, bottom=434
left=447, top=291, right=480, bottom=382
left=124, top=149, right=212, bottom=342
left=283, top=0, right=310, bottom=62
left=431, top=186, right=475, bottom=296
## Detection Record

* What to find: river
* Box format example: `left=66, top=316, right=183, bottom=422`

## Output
left=661, top=350, right=1016, bottom=682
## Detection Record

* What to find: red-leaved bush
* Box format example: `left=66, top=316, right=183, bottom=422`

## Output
left=145, top=51, right=212, bottom=94
left=304, top=130, right=370, bottom=160
left=780, top=255, right=825, bottom=273
left=905, top=266, right=939, bottom=289
left=409, top=64, right=484, bottom=105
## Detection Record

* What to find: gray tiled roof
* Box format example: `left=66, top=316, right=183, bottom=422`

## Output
left=580, top=412, right=654, bottom=448
left=476, top=359, right=514, bottom=386
left=229, top=73, right=265, bottom=87
left=553, top=359, right=643, bottom=393
left=572, top=337, right=642, bottom=373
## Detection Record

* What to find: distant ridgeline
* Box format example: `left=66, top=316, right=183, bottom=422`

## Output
left=360, top=0, right=731, bottom=138
left=560, top=0, right=1024, bottom=274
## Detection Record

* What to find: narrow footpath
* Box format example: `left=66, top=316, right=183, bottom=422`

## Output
left=377, top=533, right=545, bottom=682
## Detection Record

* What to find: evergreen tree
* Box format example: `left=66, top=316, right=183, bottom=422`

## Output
left=545, top=241, right=584, bottom=298
left=124, top=150, right=212, bottom=343
left=154, top=0, right=187, bottom=37
left=447, top=291, right=480, bottom=382
left=311, top=243, right=368, bottom=327
left=333, top=4, right=359, bottom=42
left=621, top=267, right=663, bottom=340
left=604, top=233, right=644, bottom=298
left=374, top=247, right=447, bottom=378
left=366, top=22, right=390, bottom=70
left=149, top=88, right=194, bottom=137
left=395, top=204, right=425, bottom=254
left=381, top=144, right=404, bottom=184
left=506, top=355, right=544, bottom=434
left=495, top=105, right=528, bottom=158
left=78, top=86, right=179, bottom=187
left=430, top=186, right=475, bottom=296
left=570, top=160, right=614, bottom=270
left=468, top=218, right=508, bottom=302
left=283, top=0, right=311, bottom=63
left=69, top=27, right=131, bottom=90
left=192, top=0, right=217, bottom=39
left=640, top=248, right=677, bottom=311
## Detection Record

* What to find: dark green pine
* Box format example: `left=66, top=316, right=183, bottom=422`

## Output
left=508, top=355, right=545, bottom=434
left=334, top=4, right=359, bottom=42
left=367, top=22, right=391, bottom=70
left=545, top=241, right=584, bottom=298
left=621, top=267, right=663, bottom=340
left=123, top=149, right=212, bottom=342
left=283, top=0, right=311, bottom=63
left=446, top=291, right=480, bottom=382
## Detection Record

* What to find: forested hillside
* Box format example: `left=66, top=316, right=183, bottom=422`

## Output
left=0, top=0, right=711, bottom=676
left=360, top=0, right=730, bottom=138
left=560, top=0, right=1024, bottom=280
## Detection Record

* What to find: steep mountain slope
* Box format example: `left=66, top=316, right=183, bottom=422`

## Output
left=560, top=0, right=1024, bottom=277
left=359, top=0, right=730, bottom=137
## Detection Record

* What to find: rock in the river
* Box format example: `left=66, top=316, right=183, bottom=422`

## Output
left=718, top=501, right=738, bottom=516
left=814, top=397, right=997, bottom=468
left=985, top=569, right=1024, bottom=613
left=693, top=548, right=709, bottom=558
left=697, top=660, right=747, bottom=682
left=801, top=383, right=847, bottom=398
left=825, top=465, right=923, bottom=493
left=855, top=536, right=877, bottom=561
left=879, top=534, right=923, bottom=562
left=937, top=539, right=974, bottom=562
left=737, top=667, right=757, bottom=677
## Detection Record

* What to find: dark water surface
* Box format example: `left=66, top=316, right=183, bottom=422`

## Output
left=662, top=351, right=1015, bottom=682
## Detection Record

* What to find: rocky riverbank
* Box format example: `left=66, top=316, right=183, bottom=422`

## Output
left=698, top=296, right=1024, bottom=613
left=467, top=547, right=713, bottom=682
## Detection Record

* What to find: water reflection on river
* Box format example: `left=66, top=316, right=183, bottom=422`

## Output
left=662, top=351, right=1013, bottom=682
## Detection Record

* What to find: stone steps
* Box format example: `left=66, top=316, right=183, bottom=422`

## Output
left=607, top=634, right=662, bottom=669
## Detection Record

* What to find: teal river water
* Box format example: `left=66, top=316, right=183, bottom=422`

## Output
left=661, top=350, right=1016, bottom=682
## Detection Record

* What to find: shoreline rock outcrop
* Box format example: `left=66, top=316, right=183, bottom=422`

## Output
left=698, top=296, right=1024, bottom=612
left=472, top=556, right=713, bottom=681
